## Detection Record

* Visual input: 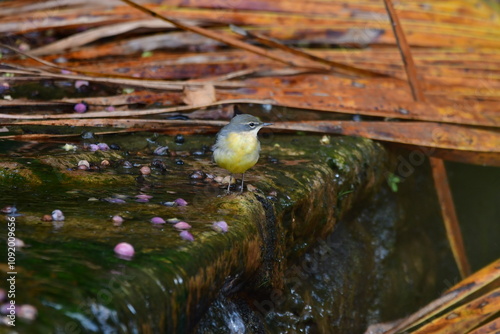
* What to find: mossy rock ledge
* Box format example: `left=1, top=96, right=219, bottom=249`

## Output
left=0, top=135, right=452, bottom=333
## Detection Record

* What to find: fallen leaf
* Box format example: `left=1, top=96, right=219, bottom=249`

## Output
left=182, top=84, right=216, bottom=106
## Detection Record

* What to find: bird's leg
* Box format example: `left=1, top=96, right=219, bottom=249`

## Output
left=227, top=173, right=232, bottom=193
left=240, top=173, right=245, bottom=193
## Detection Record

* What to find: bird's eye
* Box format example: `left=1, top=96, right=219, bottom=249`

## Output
left=248, top=122, right=255, bottom=127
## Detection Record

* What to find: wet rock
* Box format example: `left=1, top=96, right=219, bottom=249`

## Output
left=174, top=134, right=185, bottom=144
left=153, top=146, right=169, bottom=156
left=0, top=135, right=456, bottom=334
left=190, top=170, right=206, bottom=179
left=81, top=132, right=95, bottom=139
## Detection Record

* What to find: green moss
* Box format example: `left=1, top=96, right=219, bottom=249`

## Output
left=0, top=133, right=393, bottom=333
left=0, top=162, right=42, bottom=187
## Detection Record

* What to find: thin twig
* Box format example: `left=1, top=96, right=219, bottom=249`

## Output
left=229, top=24, right=391, bottom=78
left=118, top=0, right=331, bottom=71
left=430, top=158, right=471, bottom=278
left=0, top=99, right=274, bottom=120
left=382, top=0, right=425, bottom=101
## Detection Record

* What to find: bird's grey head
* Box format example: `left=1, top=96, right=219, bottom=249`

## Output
left=227, top=114, right=268, bottom=132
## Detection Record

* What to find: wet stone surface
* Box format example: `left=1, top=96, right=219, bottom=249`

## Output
left=0, top=133, right=454, bottom=333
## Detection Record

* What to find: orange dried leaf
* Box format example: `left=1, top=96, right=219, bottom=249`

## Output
left=182, top=84, right=216, bottom=106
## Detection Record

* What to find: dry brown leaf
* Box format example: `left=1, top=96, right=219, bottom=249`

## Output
left=182, top=84, right=216, bottom=106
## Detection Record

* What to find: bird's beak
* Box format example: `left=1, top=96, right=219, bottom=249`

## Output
left=262, top=123, right=273, bottom=127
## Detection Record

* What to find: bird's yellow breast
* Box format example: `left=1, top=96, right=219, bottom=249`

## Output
left=213, top=131, right=261, bottom=174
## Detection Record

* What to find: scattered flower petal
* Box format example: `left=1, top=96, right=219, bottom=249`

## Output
left=14, top=238, right=25, bottom=248
left=246, top=184, right=257, bottom=192
left=74, top=102, right=87, bottom=113
left=51, top=210, right=65, bottom=221
left=75, top=80, right=89, bottom=89
left=167, top=218, right=180, bottom=224
left=0, top=82, right=9, bottom=94
left=174, top=222, right=191, bottom=230
left=18, top=43, right=30, bottom=51
left=140, top=166, right=151, bottom=175
left=0, top=303, right=15, bottom=315
left=174, top=198, right=188, bottom=206
left=112, top=215, right=124, bottom=226
left=114, top=242, right=134, bottom=259
left=89, top=144, right=99, bottom=152
left=320, top=135, right=330, bottom=145
left=105, top=198, right=126, bottom=204
left=78, top=160, right=90, bottom=168
left=62, top=143, right=77, bottom=151
left=18, top=304, right=37, bottom=320
left=212, top=221, right=228, bottom=233
left=97, top=143, right=110, bottom=151
left=41, top=214, right=53, bottom=222
left=150, top=217, right=166, bottom=224
left=179, top=230, right=194, bottom=242
left=1, top=206, right=16, bottom=214
left=136, top=194, right=152, bottom=200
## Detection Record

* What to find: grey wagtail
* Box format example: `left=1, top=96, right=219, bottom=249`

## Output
left=213, top=114, right=272, bottom=192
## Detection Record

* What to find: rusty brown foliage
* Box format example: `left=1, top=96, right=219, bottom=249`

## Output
left=0, top=0, right=498, bottom=166
left=0, top=1, right=498, bottom=333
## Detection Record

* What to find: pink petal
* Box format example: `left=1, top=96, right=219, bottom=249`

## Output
left=114, top=242, right=135, bottom=258
left=179, top=230, right=194, bottom=241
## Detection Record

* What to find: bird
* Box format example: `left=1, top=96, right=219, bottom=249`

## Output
left=213, top=114, right=272, bottom=193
